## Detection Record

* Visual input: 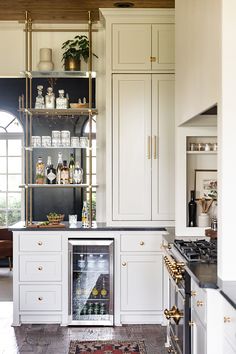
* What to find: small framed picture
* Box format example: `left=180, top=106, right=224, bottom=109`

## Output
left=194, top=169, right=217, bottom=200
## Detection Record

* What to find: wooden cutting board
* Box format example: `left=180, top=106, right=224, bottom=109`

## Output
left=28, top=223, right=65, bottom=229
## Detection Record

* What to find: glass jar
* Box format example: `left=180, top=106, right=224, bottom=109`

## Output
left=31, top=136, right=41, bottom=147
left=71, top=137, right=80, bottom=148
left=61, top=130, right=70, bottom=147
left=80, top=137, right=88, bottom=148
left=41, top=136, right=51, bottom=147
left=52, top=130, right=61, bottom=147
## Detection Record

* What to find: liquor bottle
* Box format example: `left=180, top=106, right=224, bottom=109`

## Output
left=73, top=162, right=83, bottom=184
left=56, top=152, right=63, bottom=184
left=35, top=85, right=45, bottom=109
left=45, top=87, right=55, bottom=109
left=188, top=190, right=197, bottom=227
left=56, top=89, right=67, bottom=109
left=46, top=165, right=56, bottom=184
left=61, top=160, right=69, bottom=184
left=35, top=157, right=45, bottom=184
left=69, top=153, right=75, bottom=184
left=45, top=155, right=52, bottom=176
left=100, top=277, right=108, bottom=298
left=81, top=201, right=88, bottom=227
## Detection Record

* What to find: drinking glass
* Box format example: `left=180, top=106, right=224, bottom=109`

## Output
left=80, top=137, right=88, bottom=148
left=42, top=136, right=51, bottom=147
left=31, top=136, right=41, bottom=147
left=71, top=137, right=80, bottom=147
left=61, top=130, right=70, bottom=147
left=69, top=214, right=77, bottom=227
left=52, top=130, right=61, bottom=147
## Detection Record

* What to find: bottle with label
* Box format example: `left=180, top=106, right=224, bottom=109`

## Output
left=56, top=89, right=67, bottom=109
left=45, top=155, right=52, bottom=176
left=61, top=160, right=69, bottom=184
left=35, top=157, right=45, bottom=184
left=46, top=165, right=56, bottom=184
left=81, top=201, right=88, bottom=227
left=69, top=153, right=75, bottom=184
left=45, top=87, right=55, bottom=109
left=73, top=162, right=83, bottom=184
left=56, top=152, right=63, bottom=184
left=100, top=276, right=108, bottom=298
left=188, top=190, right=197, bottom=227
left=35, top=85, right=45, bottom=109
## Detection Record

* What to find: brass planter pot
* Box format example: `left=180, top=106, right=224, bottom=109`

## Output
left=64, top=57, right=81, bottom=71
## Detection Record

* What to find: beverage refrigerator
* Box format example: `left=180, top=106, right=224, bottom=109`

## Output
left=68, top=239, right=114, bottom=326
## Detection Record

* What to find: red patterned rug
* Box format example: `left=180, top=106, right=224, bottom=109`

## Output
left=69, top=340, right=146, bottom=353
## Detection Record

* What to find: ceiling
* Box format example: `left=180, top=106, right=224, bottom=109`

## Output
left=0, top=0, right=175, bottom=22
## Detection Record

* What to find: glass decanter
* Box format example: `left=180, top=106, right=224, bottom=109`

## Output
left=45, top=87, right=55, bottom=109
left=56, top=89, right=67, bottom=109
left=35, top=85, right=45, bottom=109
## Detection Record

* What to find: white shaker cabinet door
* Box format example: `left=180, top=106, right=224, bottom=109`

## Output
left=152, top=24, right=175, bottom=72
left=152, top=74, right=175, bottom=221
left=191, top=310, right=207, bottom=354
left=112, top=24, right=151, bottom=71
left=120, top=254, right=163, bottom=311
left=113, top=74, right=152, bottom=220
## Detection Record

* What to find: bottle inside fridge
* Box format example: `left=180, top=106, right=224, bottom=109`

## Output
left=68, top=239, right=114, bottom=326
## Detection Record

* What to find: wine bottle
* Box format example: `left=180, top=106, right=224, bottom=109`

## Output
left=61, top=160, right=69, bottom=184
left=188, top=190, right=197, bottom=227
left=56, top=152, right=63, bottom=184
left=81, top=201, right=88, bottom=227
left=46, top=164, right=56, bottom=184
left=69, top=153, right=75, bottom=184
left=101, top=276, right=108, bottom=298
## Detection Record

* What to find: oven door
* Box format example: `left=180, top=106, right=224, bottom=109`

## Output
left=167, top=277, right=185, bottom=354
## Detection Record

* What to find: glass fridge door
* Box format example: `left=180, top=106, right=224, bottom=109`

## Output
left=69, top=239, right=114, bottom=326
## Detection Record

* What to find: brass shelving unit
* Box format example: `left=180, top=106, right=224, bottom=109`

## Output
left=20, top=10, right=96, bottom=227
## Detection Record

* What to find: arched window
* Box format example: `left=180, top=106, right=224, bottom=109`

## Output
left=0, top=111, right=24, bottom=227
left=83, top=117, right=96, bottom=220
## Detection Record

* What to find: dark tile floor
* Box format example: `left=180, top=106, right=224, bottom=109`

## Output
left=0, top=303, right=166, bottom=354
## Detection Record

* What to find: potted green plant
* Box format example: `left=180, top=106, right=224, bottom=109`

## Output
left=61, top=35, right=98, bottom=71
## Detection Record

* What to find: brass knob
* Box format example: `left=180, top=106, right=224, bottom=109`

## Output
left=122, top=262, right=127, bottom=266
left=38, top=297, right=43, bottom=301
left=140, top=241, right=144, bottom=246
left=189, top=321, right=195, bottom=326
left=37, top=241, right=43, bottom=246
left=224, top=316, right=231, bottom=323
left=191, top=291, right=197, bottom=297
left=174, top=274, right=183, bottom=283
left=197, top=300, right=204, bottom=307
left=164, top=305, right=183, bottom=325
left=38, top=266, right=43, bottom=271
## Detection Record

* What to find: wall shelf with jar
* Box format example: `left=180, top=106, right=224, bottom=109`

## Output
left=20, top=11, right=96, bottom=227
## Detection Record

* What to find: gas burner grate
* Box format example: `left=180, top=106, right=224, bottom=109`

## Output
left=174, top=239, right=217, bottom=263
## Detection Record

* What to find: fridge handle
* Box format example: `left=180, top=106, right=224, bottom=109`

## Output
left=68, top=249, right=72, bottom=316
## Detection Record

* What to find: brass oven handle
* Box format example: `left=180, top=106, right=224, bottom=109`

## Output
left=164, top=306, right=183, bottom=325
left=153, top=135, right=157, bottom=159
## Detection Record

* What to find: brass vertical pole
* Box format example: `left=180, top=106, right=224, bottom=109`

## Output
left=29, top=16, right=33, bottom=224
left=88, top=11, right=93, bottom=227
left=25, top=11, right=29, bottom=226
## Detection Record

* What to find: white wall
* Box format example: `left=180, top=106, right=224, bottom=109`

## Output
left=218, top=0, right=236, bottom=281
left=0, top=22, right=100, bottom=75
left=175, top=0, right=220, bottom=125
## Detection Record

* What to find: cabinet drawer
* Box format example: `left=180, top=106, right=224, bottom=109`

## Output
left=20, top=285, right=61, bottom=311
left=121, top=234, right=162, bottom=252
left=223, top=298, right=236, bottom=349
left=19, top=233, right=61, bottom=252
left=191, top=280, right=207, bottom=324
left=19, top=254, right=62, bottom=282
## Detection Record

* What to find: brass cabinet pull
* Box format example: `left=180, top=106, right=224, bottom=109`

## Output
left=38, top=266, right=43, bottom=271
left=122, top=262, right=127, bottom=266
left=197, top=300, right=204, bottom=307
left=150, top=56, right=157, bottom=62
left=140, top=241, right=144, bottom=246
left=224, top=316, right=231, bottom=323
left=153, top=135, right=157, bottom=159
left=37, top=241, right=43, bottom=246
left=191, top=291, right=197, bottom=297
left=38, top=297, right=43, bottom=301
left=147, top=136, right=151, bottom=159
left=189, top=321, right=195, bottom=327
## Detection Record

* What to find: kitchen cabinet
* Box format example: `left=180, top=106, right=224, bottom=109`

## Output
left=119, top=233, right=164, bottom=324
left=191, top=309, right=207, bottom=354
left=112, top=23, right=174, bottom=72
left=222, top=295, right=236, bottom=353
left=112, top=74, right=174, bottom=222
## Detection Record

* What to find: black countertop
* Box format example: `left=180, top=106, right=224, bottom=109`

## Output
left=185, top=262, right=218, bottom=289
left=10, top=221, right=167, bottom=232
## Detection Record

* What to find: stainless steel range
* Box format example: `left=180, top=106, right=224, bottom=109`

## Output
left=163, top=239, right=217, bottom=354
